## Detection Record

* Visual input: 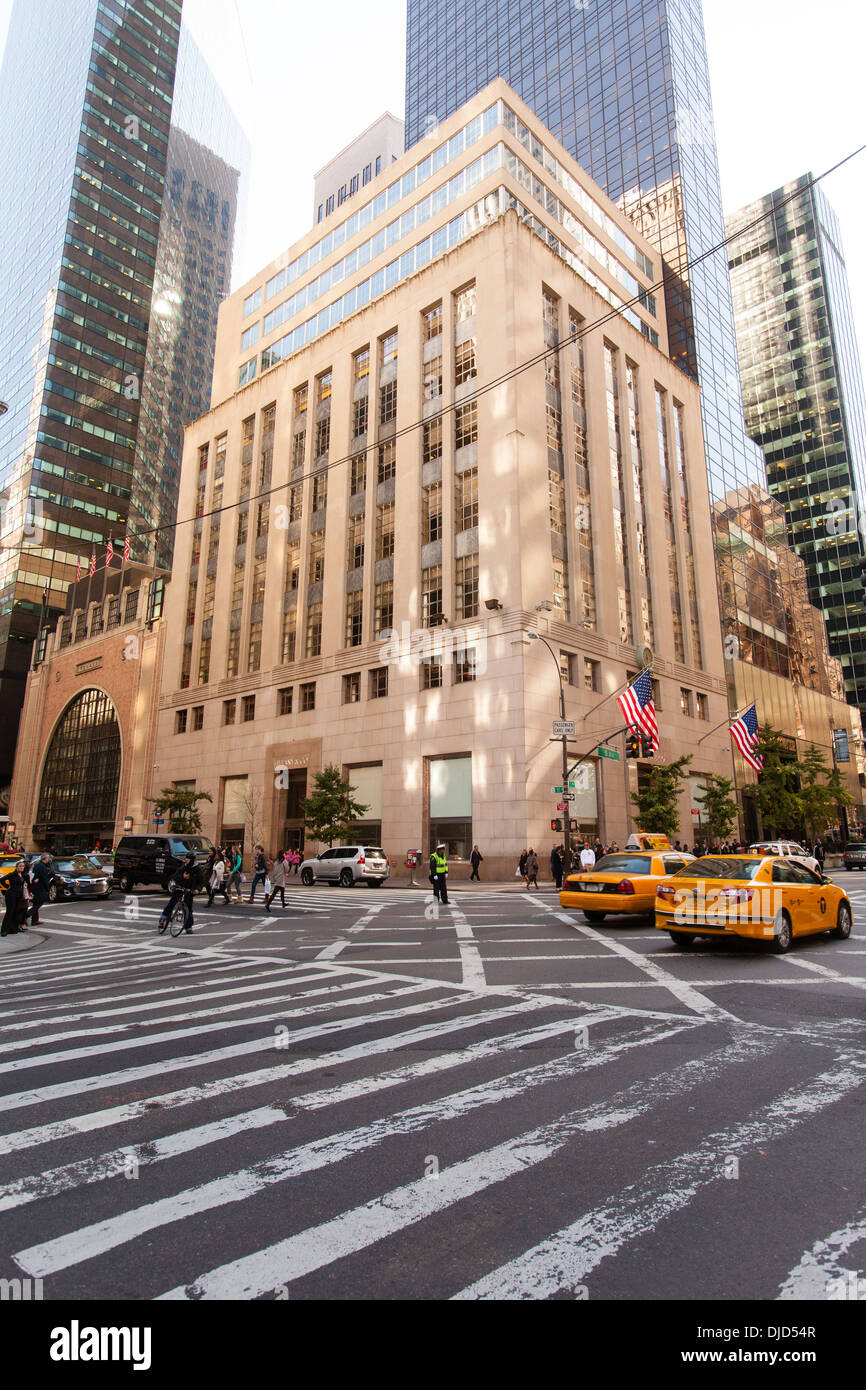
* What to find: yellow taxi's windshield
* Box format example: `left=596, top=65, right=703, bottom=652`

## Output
left=592, top=854, right=653, bottom=874
left=672, top=856, right=763, bottom=880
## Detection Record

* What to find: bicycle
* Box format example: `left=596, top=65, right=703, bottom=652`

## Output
left=158, top=890, right=193, bottom=938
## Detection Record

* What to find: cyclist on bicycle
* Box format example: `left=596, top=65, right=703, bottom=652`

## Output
left=158, top=853, right=203, bottom=935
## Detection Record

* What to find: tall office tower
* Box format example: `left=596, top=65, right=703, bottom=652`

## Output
left=0, top=0, right=248, bottom=787
left=727, top=176, right=866, bottom=719
left=405, top=1, right=817, bottom=710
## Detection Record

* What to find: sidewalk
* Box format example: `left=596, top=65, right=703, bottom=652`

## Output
left=0, top=930, right=46, bottom=954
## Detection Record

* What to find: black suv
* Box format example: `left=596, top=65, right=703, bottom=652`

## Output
left=114, top=834, right=214, bottom=893
left=843, top=841, right=866, bottom=870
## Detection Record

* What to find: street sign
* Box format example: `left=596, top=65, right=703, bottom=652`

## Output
left=556, top=802, right=567, bottom=812
left=562, top=792, right=575, bottom=801
left=551, top=782, right=578, bottom=792
left=552, top=719, right=576, bottom=736
left=598, top=747, right=620, bottom=762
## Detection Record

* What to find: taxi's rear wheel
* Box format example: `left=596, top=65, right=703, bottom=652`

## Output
left=770, top=909, right=793, bottom=953
left=583, top=911, right=606, bottom=922
left=831, top=902, right=852, bottom=940
left=668, top=932, right=695, bottom=949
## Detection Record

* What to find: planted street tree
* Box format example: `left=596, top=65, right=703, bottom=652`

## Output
left=798, top=743, right=854, bottom=845
left=147, top=787, right=212, bottom=834
left=740, top=723, right=802, bottom=840
left=694, top=773, right=739, bottom=848
left=303, top=764, right=369, bottom=848
left=631, top=755, right=692, bottom=842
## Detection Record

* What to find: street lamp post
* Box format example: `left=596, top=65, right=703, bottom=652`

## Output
left=527, top=631, right=572, bottom=871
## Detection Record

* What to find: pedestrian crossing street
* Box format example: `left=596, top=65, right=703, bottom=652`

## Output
left=1, top=933, right=864, bottom=1300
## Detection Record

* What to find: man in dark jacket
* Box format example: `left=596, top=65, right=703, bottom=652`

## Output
left=550, top=845, right=563, bottom=890
left=469, top=845, right=483, bottom=881
left=159, top=853, right=203, bottom=934
left=248, top=845, right=269, bottom=903
left=29, top=854, right=54, bottom=925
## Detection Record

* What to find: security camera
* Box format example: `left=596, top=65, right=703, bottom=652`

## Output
left=484, top=598, right=502, bottom=611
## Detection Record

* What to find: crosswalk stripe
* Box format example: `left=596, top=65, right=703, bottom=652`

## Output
left=777, top=1204, right=866, bottom=1299
left=452, top=1054, right=866, bottom=1299
left=0, top=980, right=437, bottom=1079
left=0, top=997, right=551, bottom=1155
left=150, top=1053, right=866, bottom=1301
left=0, top=973, right=430, bottom=1058
left=0, top=959, right=321, bottom=1021
left=0, top=1106, right=290, bottom=1213
left=12, top=1020, right=688, bottom=1275
left=0, top=988, right=494, bottom=1115
left=0, top=967, right=372, bottom=1034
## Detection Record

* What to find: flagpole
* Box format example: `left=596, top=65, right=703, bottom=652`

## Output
left=697, top=710, right=739, bottom=746
left=578, top=661, right=653, bottom=725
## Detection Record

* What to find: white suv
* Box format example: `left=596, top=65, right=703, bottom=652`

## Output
left=749, top=841, right=820, bottom=874
left=300, top=845, right=390, bottom=888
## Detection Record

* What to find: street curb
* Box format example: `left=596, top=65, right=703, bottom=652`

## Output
left=0, top=930, right=46, bottom=954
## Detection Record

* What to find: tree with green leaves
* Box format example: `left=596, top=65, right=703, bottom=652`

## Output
left=694, top=773, right=740, bottom=848
left=302, top=764, right=369, bottom=848
left=631, top=755, right=692, bottom=842
left=147, top=787, right=212, bottom=834
left=740, top=723, right=802, bottom=840
left=798, top=743, right=854, bottom=845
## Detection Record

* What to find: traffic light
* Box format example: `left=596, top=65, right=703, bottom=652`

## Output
left=569, top=819, right=579, bottom=832
left=640, top=732, right=654, bottom=758
left=626, top=732, right=640, bottom=759
left=551, top=818, right=563, bottom=832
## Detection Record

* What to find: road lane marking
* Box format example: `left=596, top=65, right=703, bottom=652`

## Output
left=453, top=1054, right=866, bottom=1299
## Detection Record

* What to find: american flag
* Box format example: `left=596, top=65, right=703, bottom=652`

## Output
left=123, top=533, right=130, bottom=562
left=730, top=703, right=764, bottom=772
left=618, top=669, right=659, bottom=750
left=106, top=537, right=114, bottom=566
left=89, top=549, right=96, bottom=579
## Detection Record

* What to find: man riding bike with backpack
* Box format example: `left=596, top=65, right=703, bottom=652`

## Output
left=158, top=852, right=203, bottom=935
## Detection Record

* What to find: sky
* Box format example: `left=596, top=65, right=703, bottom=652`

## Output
left=1, top=0, right=865, bottom=367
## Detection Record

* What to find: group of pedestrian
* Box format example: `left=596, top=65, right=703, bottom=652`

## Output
left=1, top=854, right=54, bottom=936
left=201, top=843, right=302, bottom=912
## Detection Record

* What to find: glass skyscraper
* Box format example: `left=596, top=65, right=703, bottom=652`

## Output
left=405, top=0, right=819, bottom=700
left=727, top=176, right=866, bottom=717
left=0, top=0, right=248, bottom=785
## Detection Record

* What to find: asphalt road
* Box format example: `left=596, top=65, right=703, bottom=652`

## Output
left=1, top=872, right=864, bottom=1303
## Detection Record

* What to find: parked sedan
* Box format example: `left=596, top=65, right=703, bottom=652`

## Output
left=51, top=856, right=112, bottom=900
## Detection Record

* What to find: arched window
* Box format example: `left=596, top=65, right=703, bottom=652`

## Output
left=37, top=689, right=121, bottom=826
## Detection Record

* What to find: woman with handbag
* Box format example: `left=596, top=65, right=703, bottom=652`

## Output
left=265, top=850, right=287, bottom=911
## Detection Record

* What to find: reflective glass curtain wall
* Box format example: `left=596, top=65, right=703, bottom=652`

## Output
left=0, top=0, right=248, bottom=783
left=727, top=176, right=866, bottom=717
left=406, top=0, right=803, bottom=689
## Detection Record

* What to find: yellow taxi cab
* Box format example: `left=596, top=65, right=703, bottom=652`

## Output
left=560, top=848, right=694, bottom=923
left=655, top=853, right=853, bottom=952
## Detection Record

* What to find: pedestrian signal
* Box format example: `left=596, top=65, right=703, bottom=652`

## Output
left=551, top=818, right=563, bottom=832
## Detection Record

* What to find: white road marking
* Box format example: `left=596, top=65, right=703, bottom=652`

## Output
left=0, top=997, right=557, bottom=1156
left=777, top=1205, right=866, bottom=1299
left=0, top=985, right=462, bottom=1112
left=0, top=1106, right=290, bottom=1213
left=453, top=1054, right=866, bottom=1299
left=152, top=1035, right=846, bottom=1301
left=17, top=1021, right=690, bottom=1277
left=537, top=902, right=740, bottom=1023
left=781, top=954, right=866, bottom=992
